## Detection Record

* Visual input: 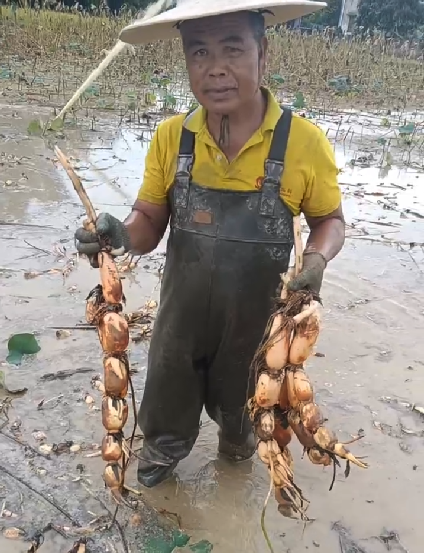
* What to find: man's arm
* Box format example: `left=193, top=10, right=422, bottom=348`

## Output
left=124, top=118, right=174, bottom=255
left=304, top=204, right=345, bottom=263
left=288, top=127, right=345, bottom=294
left=124, top=200, right=170, bottom=255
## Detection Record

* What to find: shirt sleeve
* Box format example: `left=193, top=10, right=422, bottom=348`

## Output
left=137, top=125, right=168, bottom=205
left=301, top=130, right=342, bottom=218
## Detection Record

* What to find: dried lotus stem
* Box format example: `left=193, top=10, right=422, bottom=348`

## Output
left=293, top=215, right=303, bottom=277
left=54, top=147, right=97, bottom=229
left=55, top=147, right=135, bottom=504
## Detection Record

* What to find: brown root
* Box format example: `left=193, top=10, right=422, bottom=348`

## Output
left=333, top=443, right=369, bottom=469
left=98, top=312, right=129, bottom=355
left=102, top=434, right=123, bottom=462
left=293, top=367, right=314, bottom=403
left=300, top=402, right=325, bottom=434
left=99, top=251, right=123, bottom=305
left=307, top=447, right=332, bottom=467
left=103, top=462, right=123, bottom=489
left=279, top=268, right=295, bottom=301
left=275, top=487, right=296, bottom=519
left=287, top=410, right=316, bottom=449
left=273, top=420, right=293, bottom=449
left=289, top=308, right=320, bottom=365
left=258, top=410, right=275, bottom=440
left=246, top=397, right=257, bottom=421
left=255, top=372, right=283, bottom=408
left=269, top=451, right=310, bottom=520
left=285, top=369, right=299, bottom=410
left=102, top=397, right=129, bottom=433
left=257, top=439, right=283, bottom=468
left=313, top=427, right=368, bottom=469
left=85, top=285, right=104, bottom=324
left=103, top=354, right=129, bottom=398
left=293, top=300, right=320, bottom=325
left=313, top=426, right=338, bottom=451
left=278, top=371, right=290, bottom=411
left=265, top=314, right=291, bottom=371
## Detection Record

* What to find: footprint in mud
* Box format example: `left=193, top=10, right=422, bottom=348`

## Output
left=332, top=522, right=409, bottom=553
left=373, top=395, right=424, bottom=455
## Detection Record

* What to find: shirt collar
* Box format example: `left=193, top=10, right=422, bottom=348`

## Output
left=183, top=87, right=282, bottom=135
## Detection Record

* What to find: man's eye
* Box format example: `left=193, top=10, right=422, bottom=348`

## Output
left=226, top=46, right=243, bottom=54
left=194, top=49, right=207, bottom=57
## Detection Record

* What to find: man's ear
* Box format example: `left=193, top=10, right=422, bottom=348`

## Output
left=259, top=35, right=268, bottom=76
left=261, top=36, right=268, bottom=59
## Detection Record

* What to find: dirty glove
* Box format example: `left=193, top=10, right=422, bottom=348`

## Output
left=74, top=212, right=131, bottom=268
left=287, top=252, right=327, bottom=295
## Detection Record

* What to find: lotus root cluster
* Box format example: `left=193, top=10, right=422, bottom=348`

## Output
left=248, top=269, right=368, bottom=519
left=85, top=252, right=130, bottom=502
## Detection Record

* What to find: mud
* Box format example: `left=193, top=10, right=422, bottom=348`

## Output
left=1, top=103, right=424, bottom=553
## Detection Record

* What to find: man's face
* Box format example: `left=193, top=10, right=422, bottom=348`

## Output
left=181, top=12, right=267, bottom=115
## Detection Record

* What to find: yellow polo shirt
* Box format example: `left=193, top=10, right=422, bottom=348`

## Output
left=137, top=89, right=341, bottom=218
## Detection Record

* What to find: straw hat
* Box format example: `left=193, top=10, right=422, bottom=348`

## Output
left=119, top=0, right=327, bottom=45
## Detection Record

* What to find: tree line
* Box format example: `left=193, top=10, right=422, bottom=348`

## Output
left=2, top=0, right=424, bottom=38
left=306, top=0, right=424, bottom=38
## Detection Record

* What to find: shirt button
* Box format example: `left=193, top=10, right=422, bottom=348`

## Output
left=216, top=154, right=222, bottom=161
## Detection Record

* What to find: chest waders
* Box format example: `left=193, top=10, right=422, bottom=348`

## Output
left=137, top=109, right=295, bottom=488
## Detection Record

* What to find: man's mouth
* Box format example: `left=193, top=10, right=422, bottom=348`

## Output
left=205, top=87, right=237, bottom=98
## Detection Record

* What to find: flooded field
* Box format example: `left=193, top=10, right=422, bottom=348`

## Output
left=1, top=79, right=424, bottom=552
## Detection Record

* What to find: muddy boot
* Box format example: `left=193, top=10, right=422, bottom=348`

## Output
left=217, top=428, right=256, bottom=462
left=137, top=459, right=178, bottom=488
left=137, top=438, right=191, bottom=488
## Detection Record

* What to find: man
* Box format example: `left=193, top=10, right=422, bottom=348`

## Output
left=74, top=0, right=345, bottom=489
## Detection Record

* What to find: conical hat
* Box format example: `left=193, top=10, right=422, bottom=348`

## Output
left=119, top=0, right=327, bottom=45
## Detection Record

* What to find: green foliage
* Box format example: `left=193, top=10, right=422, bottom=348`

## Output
left=357, top=0, right=424, bottom=36
left=304, top=0, right=342, bottom=27
left=292, top=91, right=305, bottom=108
left=398, top=122, right=416, bottom=135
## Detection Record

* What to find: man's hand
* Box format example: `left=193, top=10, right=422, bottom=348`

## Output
left=287, top=252, right=327, bottom=295
left=74, top=213, right=131, bottom=268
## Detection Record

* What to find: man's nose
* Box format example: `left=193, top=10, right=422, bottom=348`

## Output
left=207, top=54, right=228, bottom=77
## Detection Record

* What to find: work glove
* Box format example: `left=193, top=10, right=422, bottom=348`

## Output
left=74, top=212, right=131, bottom=268
left=287, top=252, right=327, bottom=295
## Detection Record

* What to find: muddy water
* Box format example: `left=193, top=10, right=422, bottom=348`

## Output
left=1, top=104, right=424, bottom=552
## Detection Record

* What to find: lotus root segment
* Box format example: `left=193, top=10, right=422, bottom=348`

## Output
left=248, top=257, right=368, bottom=520
left=85, top=251, right=130, bottom=502
left=103, top=355, right=129, bottom=398
left=288, top=303, right=320, bottom=365
left=257, top=439, right=309, bottom=519
left=99, top=251, right=123, bottom=305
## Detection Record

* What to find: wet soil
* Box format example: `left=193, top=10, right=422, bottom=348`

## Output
left=1, top=103, right=424, bottom=552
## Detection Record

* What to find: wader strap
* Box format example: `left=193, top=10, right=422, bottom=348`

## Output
left=259, top=108, right=293, bottom=217
left=174, top=111, right=197, bottom=209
